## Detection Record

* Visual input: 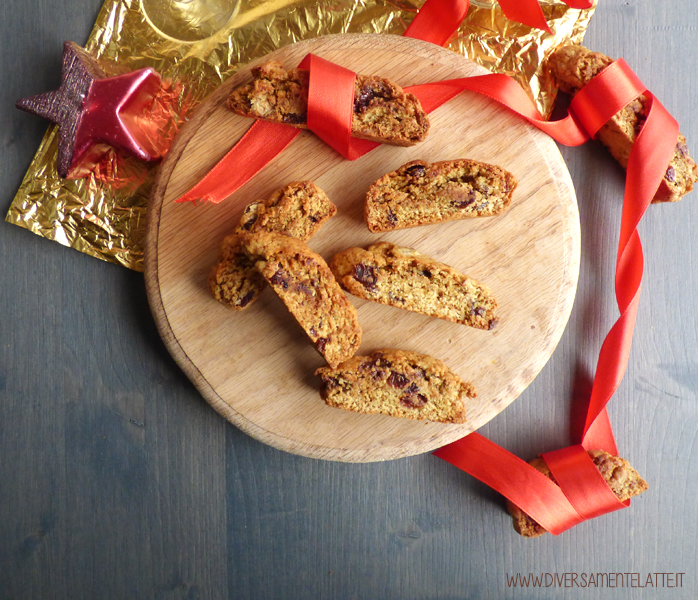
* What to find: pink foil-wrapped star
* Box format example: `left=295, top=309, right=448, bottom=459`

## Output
left=16, top=41, right=162, bottom=178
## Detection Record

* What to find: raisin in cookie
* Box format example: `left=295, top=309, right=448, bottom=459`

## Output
left=365, top=159, right=516, bottom=232
left=210, top=181, right=336, bottom=310
left=228, top=60, right=430, bottom=146
left=547, top=43, right=698, bottom=203
left=330, top=242, right=498, bottom=330
left=316, top=349, right=475, bottom=423
left=236, top=230, right=361, bottom=368
left=507, top=450, right=649, bottom=538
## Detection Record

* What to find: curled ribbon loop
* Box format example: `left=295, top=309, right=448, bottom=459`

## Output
left=304, top=54, right=356, bottom=157
left=302, top=55, right=379, bottom=160
left=433, top=433, right=584, bottom=535
left=570, top=59, right=645, bottom=140
left=541, top=446, right=627, bottom=527
left=581, top=93, right=678, bottom=451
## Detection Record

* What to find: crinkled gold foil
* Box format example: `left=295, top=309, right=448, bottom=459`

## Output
left=6, top=0, right=595, bottom=271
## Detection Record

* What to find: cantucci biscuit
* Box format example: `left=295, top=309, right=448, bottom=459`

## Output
left=228, top=60, right=430, bottom=146
left=236, top=230, right=361, bottom=368
left=507, top=450, right=649, bottom=538
left=316, top=349, right=475, bottom=423
left=210, top=181, right=336, bottom=310
left=330, top=242, right=498, bottom=330
left=547, top=43, right=697, bottom=203
left=364, top=159, right=516, bottom=232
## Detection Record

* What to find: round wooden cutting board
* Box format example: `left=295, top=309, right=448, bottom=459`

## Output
left=144, top=33, right=580, bottom=463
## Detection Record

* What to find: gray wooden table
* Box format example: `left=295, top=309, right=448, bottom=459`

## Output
left=1, top=1, right=697, bottom=598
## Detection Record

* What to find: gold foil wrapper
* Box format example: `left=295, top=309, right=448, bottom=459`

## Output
left=7, top=0, right=596, bottom=271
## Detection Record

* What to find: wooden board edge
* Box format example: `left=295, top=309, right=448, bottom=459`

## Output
left=143, top=33, right=581, bottom=463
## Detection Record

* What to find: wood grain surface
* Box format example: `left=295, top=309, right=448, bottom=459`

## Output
left=3, top=1, right=698, bottom=599
left=145, top=33, right=579, bottom=461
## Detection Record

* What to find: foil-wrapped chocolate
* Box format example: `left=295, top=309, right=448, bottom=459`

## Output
left=7, top=0, right=596, bottom=271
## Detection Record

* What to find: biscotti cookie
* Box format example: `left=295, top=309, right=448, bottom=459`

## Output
left=210, top=181, right=336, bottom=310
left=236, top=230, right=361, bottom=368
left=228, top=60, right=430, bottom=146
left=364, top=159, right=517, bottom=232
left=316, top=349, right=475, bottom=423
left=507, top=450, right=649, bottom=538
left=330, top=242, right=498, bottom=330
left=548, top=44, right=698, bottom=203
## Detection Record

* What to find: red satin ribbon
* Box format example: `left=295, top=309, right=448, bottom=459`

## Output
left=175, top=55, right=379, bottom=204
left=433, top=434, right=584, bottom=534
left=304, top=55, right=379, bottom=160
left=571, top=59, right=645, bottom=141
left=499, top=0, right=594, bottom=34
left=435, top=65, right=678, bottom=533
left=175, top=55, right=590, bottom=205
left=174, top=120, right=299, bottom=204
left=172, top=2, right=678, bottom=535
left=404, top=0, right=595, bottom=44
left=404, top=0, right=470, bottom=46
left=581, top=90, right=678, bottom=452
left=406, top=75, right=589, bottom=145
left=498, top=0, right=552, bottom=33
left=541, top=446, right=629, bottom=522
